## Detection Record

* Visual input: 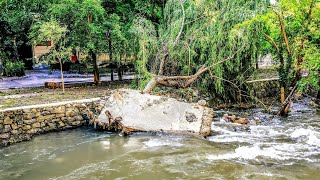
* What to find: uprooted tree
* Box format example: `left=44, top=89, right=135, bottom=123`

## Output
left=131, top=0, right=269, bottom=102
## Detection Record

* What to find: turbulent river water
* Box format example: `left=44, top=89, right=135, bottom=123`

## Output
left=0, top=103, right=319, bottom=180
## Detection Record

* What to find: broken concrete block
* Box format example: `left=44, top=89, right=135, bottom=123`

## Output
left=96, top=89, right=213, bottom=137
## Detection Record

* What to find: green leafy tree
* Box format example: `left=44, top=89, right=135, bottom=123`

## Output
left=0, top=0, right=53, bottom=67
left=30, top=20, right=71, bottom=93
left=102, top=0, right=163, bottom=81
left=236, top=0, right=320, bottom=114
left=106, top=13, right=128, bottom=81
left=132, top=0, right=269, bottom=103
left=47, top=0, right=107, bottom=83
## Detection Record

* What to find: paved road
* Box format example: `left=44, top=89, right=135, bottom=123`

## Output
left=0, top=70, right=134, bottom=89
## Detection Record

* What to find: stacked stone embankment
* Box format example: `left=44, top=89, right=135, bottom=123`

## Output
left=0, top=98, right=104, bottom=147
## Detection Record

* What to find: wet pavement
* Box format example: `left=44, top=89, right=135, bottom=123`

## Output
left=0, top=70, right=134, bottom=89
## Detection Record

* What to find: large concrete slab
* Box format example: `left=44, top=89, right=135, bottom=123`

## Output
left=96, top=89, right=213, bottom=137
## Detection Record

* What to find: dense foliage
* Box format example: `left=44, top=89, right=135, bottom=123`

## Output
left=0, top=0, right=319, bottom=104
left=2, top=60, right=25, bottom=76
left=0, top=0, right=52, bottom=75
left=235, top=0, right=319, bottom=106
left=132, top=0, right=269, bottom=102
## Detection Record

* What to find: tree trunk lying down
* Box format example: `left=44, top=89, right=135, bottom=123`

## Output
left=143, top=66, right=209, bottom=94
left=143, top=50, right=241, bottom=94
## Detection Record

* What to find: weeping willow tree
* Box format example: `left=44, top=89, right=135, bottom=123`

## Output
left=131, top=0, right=269, bottom=102
left=235, top=0, right=320, bottom=115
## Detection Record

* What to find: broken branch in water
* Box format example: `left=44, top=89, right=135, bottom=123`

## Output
left=278, top=84, right=298, bottom=116
left=92, top=110, right=138, bottom=135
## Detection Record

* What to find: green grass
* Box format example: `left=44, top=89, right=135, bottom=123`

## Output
left=0, top=87, right=47, bottom=96
left=0, top=84, right=130, bottom=110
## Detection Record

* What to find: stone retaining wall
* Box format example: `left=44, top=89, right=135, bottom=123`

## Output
left=0, top=98, right=104, bottom=147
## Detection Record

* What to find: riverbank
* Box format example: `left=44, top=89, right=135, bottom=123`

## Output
left=0, top=98, right=105, bottom=146
left=0, top=88, right=215, bottom=146
left=0, top=105, right=319, bottom=179
left=1, top=80, right=318, bottom=148
left=0, top=80, right=319, bottom=179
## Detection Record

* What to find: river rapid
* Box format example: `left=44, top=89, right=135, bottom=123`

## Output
left=0, top=103, right=319, bottom=179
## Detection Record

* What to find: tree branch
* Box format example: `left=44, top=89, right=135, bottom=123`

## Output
left=173, top=0, right=185, bottom=47
left=158, top=0, right=185, bottom=75
left=278, top=83, right=298, bottom=116
left=263, top=33, right=279, bottom=52
left=143, top=46, right=243, bottom=93
left=274, top=9, right=291, bottom=55
left=158, top=51, right=169, bottom=75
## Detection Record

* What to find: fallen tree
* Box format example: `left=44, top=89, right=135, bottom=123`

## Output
left=131, top=0, right=268, bottom=102
left=143, top=51, right=242, bottom=94
left=143, top=66, right=209, bottom=94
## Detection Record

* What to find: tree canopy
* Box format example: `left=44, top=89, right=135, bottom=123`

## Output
left=132, top=0, right=269, bottom=102
left=0, top=0, right=319, bottom=106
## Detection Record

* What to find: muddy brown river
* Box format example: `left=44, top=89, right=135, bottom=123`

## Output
left=0, top=103, right=319, bottom=179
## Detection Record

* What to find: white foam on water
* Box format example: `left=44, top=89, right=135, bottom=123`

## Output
left=210, top=125, right=285, bottom=143
left=290, top=128, right=320, bottom=147
left=143, top=138, right=183, bottom=148
left=270, top=143, right=320, bottom=160
left=209, top=136, right=251, bottom=143
left=32, top=149, right=52, bottom=160
left=249, top=125, right=285, bottom=137
left=262, top=172, right=275, bottom=177
left=4, top=153, right=15, bottom=157
left=208, top=143, right=319, bottom=162
left=18, top=150, right=27, bottom=154
left=307, top=134, right=320, bottom=147
left=242, top=172, right=288, bottom=180
left=51, top=161, right=114, bottom=180
left=211, top=117, right=320, bottom=164
left=291, top=128, right=312, bottom=138
left=208, top=145, right=288, bottom=161
left=48, top=154, right=56, bottom=160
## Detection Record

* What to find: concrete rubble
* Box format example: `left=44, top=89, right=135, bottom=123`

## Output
left=96, top=89, right=214, bottom=137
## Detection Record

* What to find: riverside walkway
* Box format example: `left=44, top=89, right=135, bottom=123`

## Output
left=0, top=70, right=134, bottom=89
